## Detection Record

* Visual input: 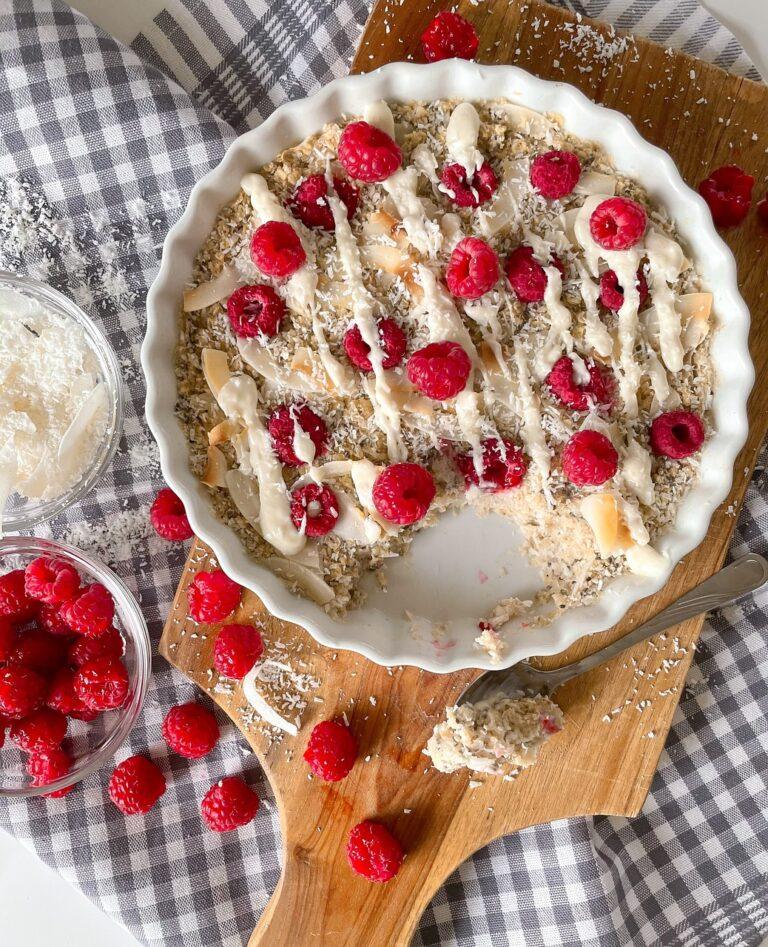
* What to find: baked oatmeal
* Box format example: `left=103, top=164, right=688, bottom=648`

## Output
left=175, top=97, right=714, bottom=653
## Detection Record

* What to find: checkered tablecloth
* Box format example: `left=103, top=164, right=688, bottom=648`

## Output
left=0, top=1, right=766, bottom=945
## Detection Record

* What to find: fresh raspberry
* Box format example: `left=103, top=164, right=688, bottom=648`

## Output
left=226, top=283, right=286, bottom=339
left=24, top=557, right=80, bottom=605
left=161, top=701, right=220, bottom=759
left=758, top=197, right=768, bottom=227
left=27, top=746, right=73, bottom=797
left=187, top=570, right=241, bottom=623
left=68, top=626, right=124, bottom=668
left=407, top=341, right=472, bottom=400
left=589, top=197, right=646, bottom=250
left=506, top=246, right=564, bottom=303
left=290, top=484, right=339, bottom=537
left=698, top=165, right=754, bottom=228
left=346, top=820, right=404, bottom=882
left=372, top=463, right=435, bottom=526
left=46, top=668, right=98, bottom=720
left=109, top=755, right=166, bottom=815
left=0, top=569, right=39, bottom=621
left=546, top=356, right=615, bottom=412
left=337, top=121, right=402, bottom=184
left=343, top=318, right=406, bottom=372
left=421, top=10, right=479, bottom=62
left=201, top=776, right=260, bottom=832
left=650, top=410, right=705, bottom=459
left=530, top=150, right=581, bottom=200
left=561, top=430, right=618, bottom=487
left=250, top=221, right=306, bottom=278
left=440, top=161, right=498, bottom=208
left=60, top=584, right=114, bottom=638
left=0, top=617, right=15, bottom=661
left=150, top=487, right=194, bottom=541
left=10, top=708, right=67, bottom=753
left=268, top=404, right=328, bottom=467
left=0, top=666, right=47, bottom=719
left=38, top=603, right=75, bottom=637
left=456, top=438, right=527, bottom=492
left=445, top=236, right=499, bottom=299
left=303, top=719, right=358, bottom=781
left=73, top=656, right=129, bottom=711
left=599, top=267, right=649, bottom=311
left=8, top=629, right=68, bottom=676
left=213, top=623, right=264, bottom=679
left=288, top=174, right=359, bottom=231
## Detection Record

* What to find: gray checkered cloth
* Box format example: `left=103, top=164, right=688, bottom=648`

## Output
left=0, top=1, right=766, bottom=945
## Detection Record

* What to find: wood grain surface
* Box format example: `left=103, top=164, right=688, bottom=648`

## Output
left=159, top=2, right=768, bottom=944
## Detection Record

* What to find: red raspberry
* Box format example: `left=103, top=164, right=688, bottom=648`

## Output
left=0, top=617, right=15, bottom=661
left=0, top=569, right=39, bottom=621
left=421, top=10, right=479, bottom=62
left=0, top=666, right=47, bottom=719
left=506, top=246, right=564, bottom=303
left=698, top=165, right=754, bottom=228
left=530, top=150, right=581, bottom=200
left=162, top=701, right=220, bottom=759
left=150, top=487, right=194, bottom=541
left=758, top=197, right=768, bottom=227
left=46, top=668, right=98, bottom=720
left=589, top=197, right=646, bottom=250
left=372, top=463, right=435, bottom=526
left=290, top=484, right=339, bottom=537
left=343, top=318, right=406, bottom=372
left=407, top=341, right=472, bottom=400
left=226, top=283, right=286, bottom=339
left=541, top=714, right=562, bottom=735
left=346, top=820, right=404, bottom=882
left=561, top=430, right=618, bottom=487
left=24, top=557, right=80, bottom=605
left=599, top=267, right=649, bottom=311
left=337, top=121, right=402, bottom=184
left=440, top=161, right=498, bottom=208
left=201, top=776, right=260, bottom=832
left=445, top=236, right=499, bottom=299
left=8, top=629, right=68, bottom=676
left=38, top=603, right=75, bottom=637
left=213, top=623, right=264, bottom=679
left=546, top=356, right=615, bottom=412
left=10, top=708, right=67, bottom=753
left=456, top=438, right=527, bottom=492
left=60, top=584, right=114, bottom=638
left=250, top=221, right=306, bottom=278
left=73, top=656, right=129, bottom=711
left=303, top=719, right=358, bottom=781
left=27, top=746, right=73, bottom=797
left=650, top=410, right=705, bottom=459
left=267, top=404, right=328, bottom=467
left=68, top=626, right=124, bottom=667
left=288, top=174, right=359, bottom=231
left=109, top=755, right=166, bottom=814
left=188, top=570, right=241, bottom=623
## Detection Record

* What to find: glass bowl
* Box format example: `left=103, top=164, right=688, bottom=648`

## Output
left=0, top=272, right=125, bottom=532
left=0, top=537, right=151, bottom=797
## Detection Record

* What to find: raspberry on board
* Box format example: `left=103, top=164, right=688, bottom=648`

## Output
left=698, top=165, right=754, bottom=228
left=226, top=283, right=286, bottom=340
left=109, top=755, right=166, bottom=815
left=10, top=707, right=67, bottom=753
left=73, top=656, right=130, bottom=711
left=599, top=267, right=649, bottom=311
left=8, top=629, right=68, bottom=676
left=546, top=356, right=615, bottom=413
left=46, top=668, right=98, bottom=720
left=213, top=623, right=264, bottom=679
left=250, top=220, right=306, bottom=278
left=407, top=341, right=472, bottom=400
left=201, top=776, right=260, bottom=832
left=188, top=570, right=242, bottom=623
left=24, top=557, right=80, bottom=605
left=346, top=820, right=404, bottom=882
left=0, top=666, right=48, bottom=719
left=421, top=10, right=479, bottom=62
left=445, top=237, right=499, bottom=299
left=337, top=121, right=402, bottom=183
left=530, top=150, right=581, bottom=200
left=150, top=487, right=194, bottom=541
left=343, top=318, right=406, bottom=373
left=303, top=719, right=358, bottom=781
left=440, top=161, right=497, bottom=208
left=290, top=484, right=339, bottom=537
left=650, top=410, right=705, bottom=459
left=372, top=463, right=436, bottom=526
left=0, top=568, right=39, bottom=622
left=268, top=403, right=328, bottom=467
left=506, top=245, right=564, bottom=303
left=68, top=625, right=124, bottom=667
left=60, top=583, right=115, bottom=638
left=288, top=174, right=359, bottom=231
left=455, top=438, right=527, bottom=493
left=27, top=745, right=73, bottom=797
left=589, top=197, right=647, bottom=250
left=561, top=430, right=619, bottom=487
left=162, top=701, right=220, bottom=759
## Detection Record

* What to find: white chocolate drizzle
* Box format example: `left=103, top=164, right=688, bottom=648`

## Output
left=444, top=102, right=484, bottom=179
left=513, top=339, right=551, bottom=500
left=644, top=229, right=685, bottom=372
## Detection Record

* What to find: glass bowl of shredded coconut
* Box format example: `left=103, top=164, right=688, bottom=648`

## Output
left=0, top=272, right=124, bottom=532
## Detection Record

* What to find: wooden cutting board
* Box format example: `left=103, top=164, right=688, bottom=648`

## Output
left=159, top=2, right=768, bottom=944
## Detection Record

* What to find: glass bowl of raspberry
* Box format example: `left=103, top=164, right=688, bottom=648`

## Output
left=0, top=536, right=151, bottom=798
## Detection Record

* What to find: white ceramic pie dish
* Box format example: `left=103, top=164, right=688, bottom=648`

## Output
left=142, top=60, right=753, bottom=673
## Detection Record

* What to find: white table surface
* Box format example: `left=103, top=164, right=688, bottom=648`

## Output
left=1, top=3, right=766, bottom=947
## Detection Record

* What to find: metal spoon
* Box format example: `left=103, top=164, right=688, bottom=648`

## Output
left=457, top=553, right=768, bottom=707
